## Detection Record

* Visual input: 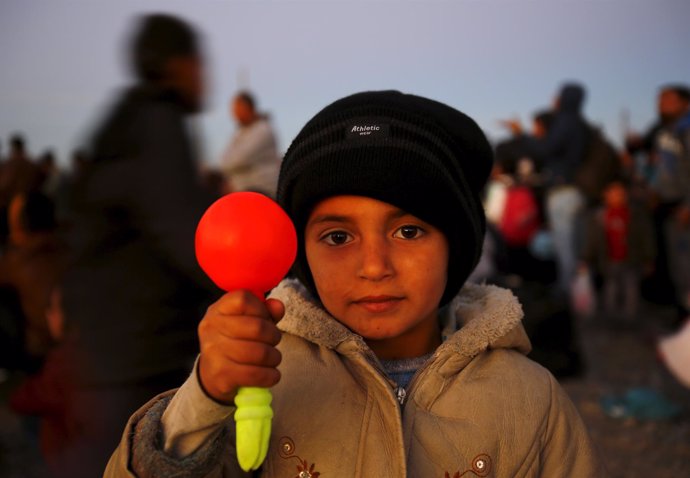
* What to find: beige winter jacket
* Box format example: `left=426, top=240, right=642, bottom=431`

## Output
left=105, top=280, right=606, bottom=477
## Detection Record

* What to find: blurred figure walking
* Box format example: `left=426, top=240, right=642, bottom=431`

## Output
left=60, top=14, right=218, bottom=477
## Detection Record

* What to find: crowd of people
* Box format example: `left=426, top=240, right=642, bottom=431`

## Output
left=0, top=11, right=688, bottom=478
left=476, top=81, right=690, bottom=381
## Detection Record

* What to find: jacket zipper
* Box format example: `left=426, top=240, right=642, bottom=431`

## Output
left=362, top=350, right=409, bottom=407
left=360, top=346, right=434, bottom=408
left=395, top=358, right=435, bottom=409
left=395, top=386, right=407, bottom=405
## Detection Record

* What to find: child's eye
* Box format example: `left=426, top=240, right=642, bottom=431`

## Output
left=321, top=231, right=352, bottom=246
left=393, top=225, right=425, bottom=240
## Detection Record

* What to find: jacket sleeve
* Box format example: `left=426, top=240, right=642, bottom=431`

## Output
left=539, top=374, right=609, bottom=477
left=103, top=390, right=250, bottom=478
left=520, top=117, right=575, bottom=163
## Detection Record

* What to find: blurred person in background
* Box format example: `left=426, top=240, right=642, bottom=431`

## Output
left=37, top=149, right=67, bottom=200
left=627, top=85, right=690, bottom=323
left=649, top=85, right=690, bottom=324
left=0, top=135, right=42, bottom=250
left=0, top=192, right=66, bottom=369
left=499, top=94, right=591, bottom=379
left=220, top=90, right=282, bottom=198
left=1, top=192, right=73, bottom=478
left=59, top=13, right=218, bottom=477
left=52, top=149, right=90, bottom=227
left=580, top=180, right=656, bottom=322
left=625, top=85, right=689, bottom=192
left=625, top=85, right=690, bottom=316
left=501, top=83, right=592, bottom=299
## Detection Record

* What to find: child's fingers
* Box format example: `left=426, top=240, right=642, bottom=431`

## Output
left=199, top=355, right=281, bottom=402
left=220, top=338, right=282, bottom=368
left=265, top=298, right=285, bottom=324
left=211, top=290, right=271, bottom=318
left=201, top=290, right=282, bottom=344
left=198, top=291, right=285, bottom=403
left=200, top=339, right=281, bottom=382
left=200, top=314, right=281, bottom=346
left=199, top=337, right=282, bottom=402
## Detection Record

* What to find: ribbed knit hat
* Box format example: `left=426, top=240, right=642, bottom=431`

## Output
left=277, top=90, right=493, bottom=305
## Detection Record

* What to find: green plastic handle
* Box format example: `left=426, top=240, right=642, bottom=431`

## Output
left=234, top=386, right=273, bottom=471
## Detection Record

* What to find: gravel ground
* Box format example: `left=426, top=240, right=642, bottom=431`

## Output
left=561, top=303, right=690, bottom=478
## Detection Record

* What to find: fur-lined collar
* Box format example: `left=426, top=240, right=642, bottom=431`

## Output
left=269, top=279, right=530, bottom=367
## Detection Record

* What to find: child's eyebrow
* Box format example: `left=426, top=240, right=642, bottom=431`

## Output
left=308, top=209, right=410, bottom=227
left=307, top=214, right=351, bottom=226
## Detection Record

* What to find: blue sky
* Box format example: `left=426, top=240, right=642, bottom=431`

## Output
left=1, top=0, right=688, bottom=167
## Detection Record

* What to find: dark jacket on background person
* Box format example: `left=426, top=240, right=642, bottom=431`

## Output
left=521, top=84, right=591, bottom=187
left=61, top=84, right=218, bottom=386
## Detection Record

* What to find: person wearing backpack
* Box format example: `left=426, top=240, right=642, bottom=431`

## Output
left=500, top=83, right=591, bottom=299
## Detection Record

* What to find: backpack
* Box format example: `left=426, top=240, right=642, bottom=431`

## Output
left=575, top=127, right=622, bottom=205
left=499, top=185, right=541, bottom=247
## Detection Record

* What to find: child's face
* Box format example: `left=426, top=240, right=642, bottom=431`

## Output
left=604, top=183, right=627, bottom=208
left=304, top=195, right=449, bottom=358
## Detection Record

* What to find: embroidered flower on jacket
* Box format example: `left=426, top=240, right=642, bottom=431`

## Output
left=279, top=436, right=321, bottom=478
left=295, top=459, right=320, bottom=478
left=445, top=453, right=492, bottom=477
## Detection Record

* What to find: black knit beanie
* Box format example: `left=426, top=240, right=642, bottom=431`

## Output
left=277, top=90, right=493, bottom=305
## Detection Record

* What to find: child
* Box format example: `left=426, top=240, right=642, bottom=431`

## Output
left=581, top=180, right=655, bottom=321
left=105, top=91, right=605, bottom=477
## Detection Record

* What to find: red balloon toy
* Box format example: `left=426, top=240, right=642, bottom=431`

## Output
left=195, top=192, right=297, bottom=471
left=195, top=192, right=297, bottom=298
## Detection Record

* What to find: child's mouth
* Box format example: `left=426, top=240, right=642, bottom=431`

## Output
left=353, top=296, right=403, bottom=313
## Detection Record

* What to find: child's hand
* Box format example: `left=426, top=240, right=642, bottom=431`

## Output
left=197, top=291, right=284, bottom=405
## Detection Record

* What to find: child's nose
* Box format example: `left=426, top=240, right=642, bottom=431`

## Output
left=357, top=237, right=394, bottom=281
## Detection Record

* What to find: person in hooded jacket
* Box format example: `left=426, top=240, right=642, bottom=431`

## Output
left=501, top=83, right=592, bottom=298
left=104, top=91, right=606, bottom=477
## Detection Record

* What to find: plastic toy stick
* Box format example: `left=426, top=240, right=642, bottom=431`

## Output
left=195, top=192, right=297, bottom=471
